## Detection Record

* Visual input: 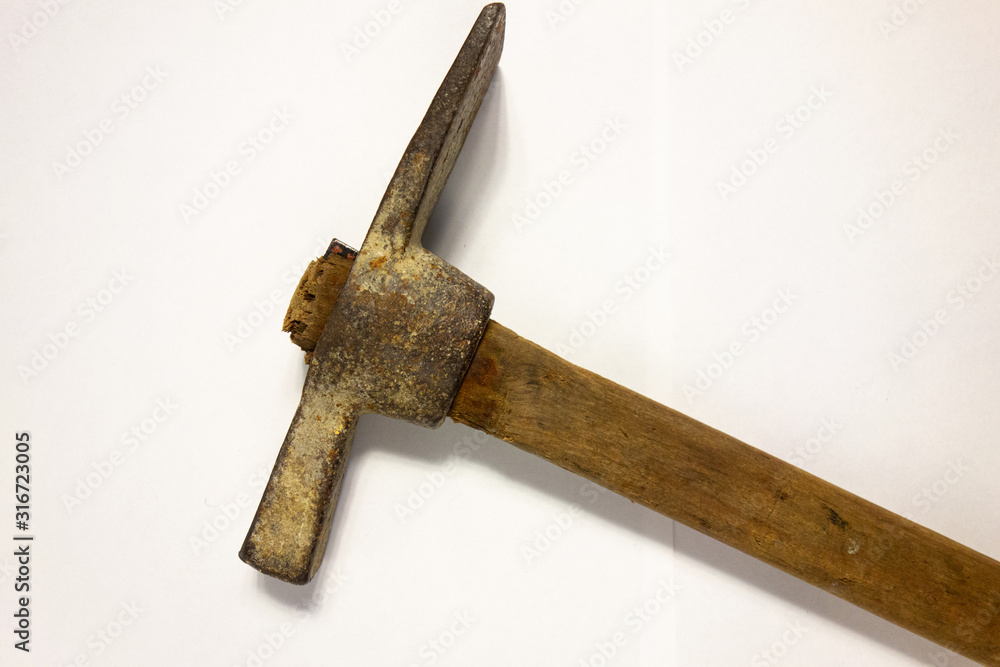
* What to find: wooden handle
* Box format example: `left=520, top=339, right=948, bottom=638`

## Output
left=450, top=321, right=1000, bottom=665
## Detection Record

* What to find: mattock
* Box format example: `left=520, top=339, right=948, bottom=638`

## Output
left=241, top=4, right=1000, bottom=664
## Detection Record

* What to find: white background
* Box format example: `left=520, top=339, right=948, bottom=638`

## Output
left=2, top=1, right=999, bottom=665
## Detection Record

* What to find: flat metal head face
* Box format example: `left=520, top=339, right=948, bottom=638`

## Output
left=239, top=3, right=505, bottom=584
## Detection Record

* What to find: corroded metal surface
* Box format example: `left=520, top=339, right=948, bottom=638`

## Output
left=240, top=3, right=505, bottom=584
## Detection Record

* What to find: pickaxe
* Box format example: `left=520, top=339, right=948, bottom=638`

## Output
left=240, top=5, right=1000, bottom=663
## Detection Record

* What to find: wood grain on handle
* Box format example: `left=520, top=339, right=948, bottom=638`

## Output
left=449, top=321, right=1000, bottom=665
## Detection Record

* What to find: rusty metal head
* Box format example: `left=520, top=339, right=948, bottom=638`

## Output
left=240, top=3, right=505, bottom=584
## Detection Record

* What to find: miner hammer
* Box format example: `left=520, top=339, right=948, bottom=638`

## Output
left=240, top=4, right=1000, bottom=664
